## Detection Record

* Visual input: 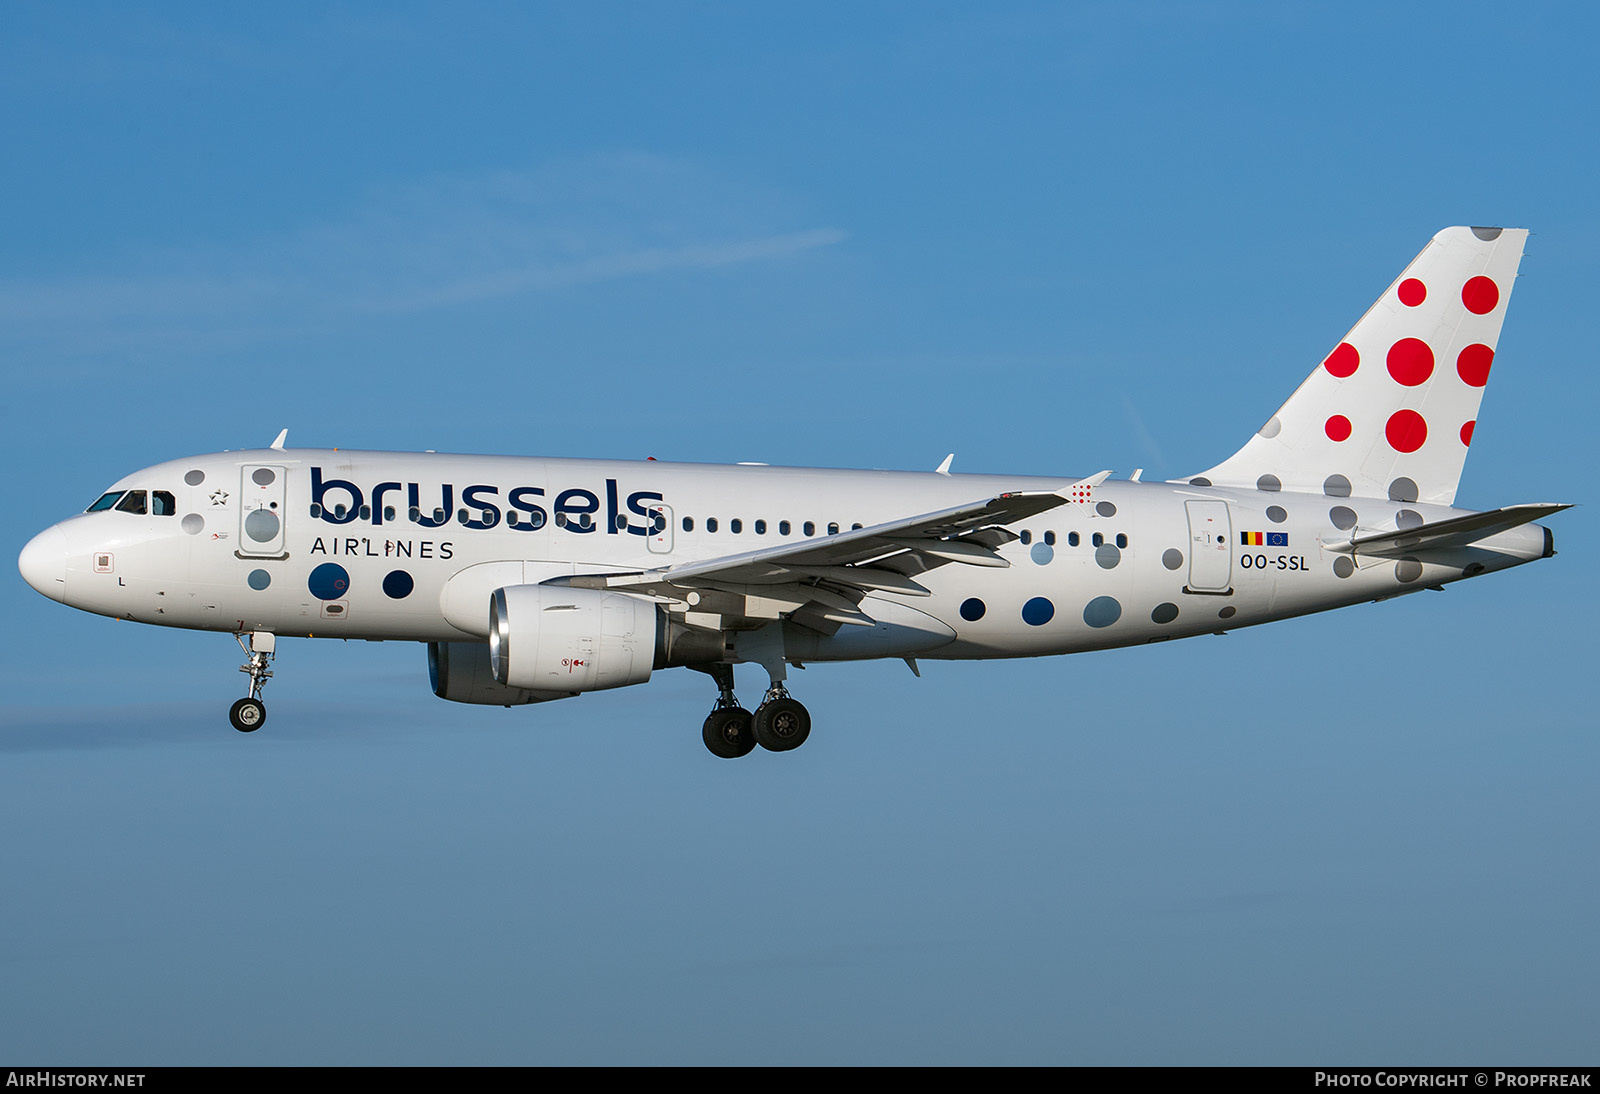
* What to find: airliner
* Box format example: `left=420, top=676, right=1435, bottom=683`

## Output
left=17, top=226, right=1567, bottom=757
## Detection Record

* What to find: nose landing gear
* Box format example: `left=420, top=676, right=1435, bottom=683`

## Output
left=230, top=631, right=275, bottom=733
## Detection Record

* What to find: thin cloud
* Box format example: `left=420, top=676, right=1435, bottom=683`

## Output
left=0, top=157, right=848, bottom=353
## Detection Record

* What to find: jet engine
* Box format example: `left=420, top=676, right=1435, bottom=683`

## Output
left=489, top=585, right=660, bottom=693
left=428, top=640, right=576, bottom=706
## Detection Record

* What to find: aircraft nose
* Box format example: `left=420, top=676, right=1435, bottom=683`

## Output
left=18, top=526, right=68, bottom=603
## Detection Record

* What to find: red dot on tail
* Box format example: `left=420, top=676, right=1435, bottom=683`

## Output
left=1460, top=420, right=1475, bottom=446
left=1462, top=276, right=1499, bottom=315
left=1386, top=338, right=1434, bottom=386
left=1386, top=409, right=1428, bottom=453
left=1325, top=415, right=1352, bottom=441
left=1457, top=343, right=1494, bottom=387
left=1324, top=342, right=1359, bottom=378
left=1398, top=278, right=1427, bottom=306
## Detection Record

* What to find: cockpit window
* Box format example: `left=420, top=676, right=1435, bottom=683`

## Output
left=114, top=490, right=148, bottom=515
left=87, top=492, right=125, bottom=513
left=152, top=490, right=176, bottom=516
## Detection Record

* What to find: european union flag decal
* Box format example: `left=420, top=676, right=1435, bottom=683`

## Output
left=1242, top=531, right=1291, bottom=547
left=1267, top=531, right=1289, bottom=547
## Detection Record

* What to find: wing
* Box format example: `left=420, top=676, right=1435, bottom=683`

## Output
left=553, top=472, right=1111, bottom=633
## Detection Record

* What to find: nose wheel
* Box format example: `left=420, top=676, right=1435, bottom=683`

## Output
left=229, top=697, right=266, bottom=733
left=232, top=631, right=276, bottom=734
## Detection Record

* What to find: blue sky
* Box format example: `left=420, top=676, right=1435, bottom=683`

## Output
left=2, top=2, right=1595, bottom=1064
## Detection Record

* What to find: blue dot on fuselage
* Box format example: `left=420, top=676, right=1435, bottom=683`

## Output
left=308, top=562, right=350, bottom=601
left=382, top=570, right=414, bottom=599
left=1022, top=597, right=1054, bottom=626
left=960, top=597, right=986, bottom=622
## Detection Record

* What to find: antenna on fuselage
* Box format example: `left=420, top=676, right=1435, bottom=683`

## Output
left=270, top=429, right=288, bottom=451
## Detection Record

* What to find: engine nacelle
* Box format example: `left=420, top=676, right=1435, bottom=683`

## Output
left=428, top=641, right=577, bottom=706
left=490, top=585, right=658, bottom=693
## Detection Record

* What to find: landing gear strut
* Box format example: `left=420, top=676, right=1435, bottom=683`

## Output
left=753, top=684, right=810, bottom=752
left=695, top=662, right=811, bottom=757
left=700, top=663, right=755, bottom=759
left=231, top=631, right=275, bottom=733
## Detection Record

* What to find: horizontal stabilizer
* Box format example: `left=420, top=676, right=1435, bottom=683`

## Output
left=1325, top=503, right=1570, bottom=557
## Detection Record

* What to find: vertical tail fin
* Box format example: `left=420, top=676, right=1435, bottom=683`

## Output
left=1185, top=226, right=1527, bottom=504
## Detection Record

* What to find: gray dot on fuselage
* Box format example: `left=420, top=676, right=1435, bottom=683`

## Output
left=1396, top=509, right=1423, bottom=530
left=1257, top=474, right=1281, bottom=492
left=1095, top=544, right=1121, bottom=569
left=1162, top=548, right=1183, bottom=570
left=181, top=513, right=204, bottom=535
left=1388, top=477, right=1419, bottom=502
left=1218, top=605, right=1237, bottom=619
left=1259, top=417, right=1282, bottom=439
left=1266, top=505, right=1287, bottom=523
left=184, top=469, right=205, bottom=486
left=1333, top=556, right=1355, bottom=578
left=1472, top=226, right=1503, bottom=241
left=244, top=509, right=280, bottom=542
left=1096, top=501, right=1117, bottom=518
left=1030, top=542, right=1054, bottom=565
left=1395, top=558, right=1423, bottom=583
left=1329, top=506, right=1358, bottom=530
left=247, top=569, right=271, bottom=591
left=1083, top=596, right=1121, bottom=628
left=1189, top=477, right=1212, bottom=487
left=1324, top=474, right=1352, bottom=498
left=252, top=467, right=276, bottom=486
left=1151, top=602, right=1179, bottom=624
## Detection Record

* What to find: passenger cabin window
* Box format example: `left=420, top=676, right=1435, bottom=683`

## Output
left=1092, top=532, right=1103, bottom=547
left=1020, top=530, right=1032, bottom=545
left=707, top=517, right=719, bottom=533
left=828, top=522, right=840, bottom=535
left=730, top=519, right=743, bottom=534
left=1068, top=532, right=1080, bottom=547
left=87, top=492, right=124, bottom=513
left=779, top=520, right=791, bottom=536
left=1044, top=530, right=1055, bottom=546
left=755, top=519, right=767, bottom=535
left=804, top=521, right=815, bottom=536
left=114, top=490, right=148, bottom=515
left=682, top=517, right=694, bottom=532
left=1116, top=533, right=1128, bottom=548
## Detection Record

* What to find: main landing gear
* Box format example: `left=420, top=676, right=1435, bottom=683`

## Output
left=230, top=631, right=275, bottom=733
left=698, top=664, right=810, bottom=759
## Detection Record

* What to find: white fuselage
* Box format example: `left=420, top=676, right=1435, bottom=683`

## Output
left=20, top=448, right=1551, bottom=663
